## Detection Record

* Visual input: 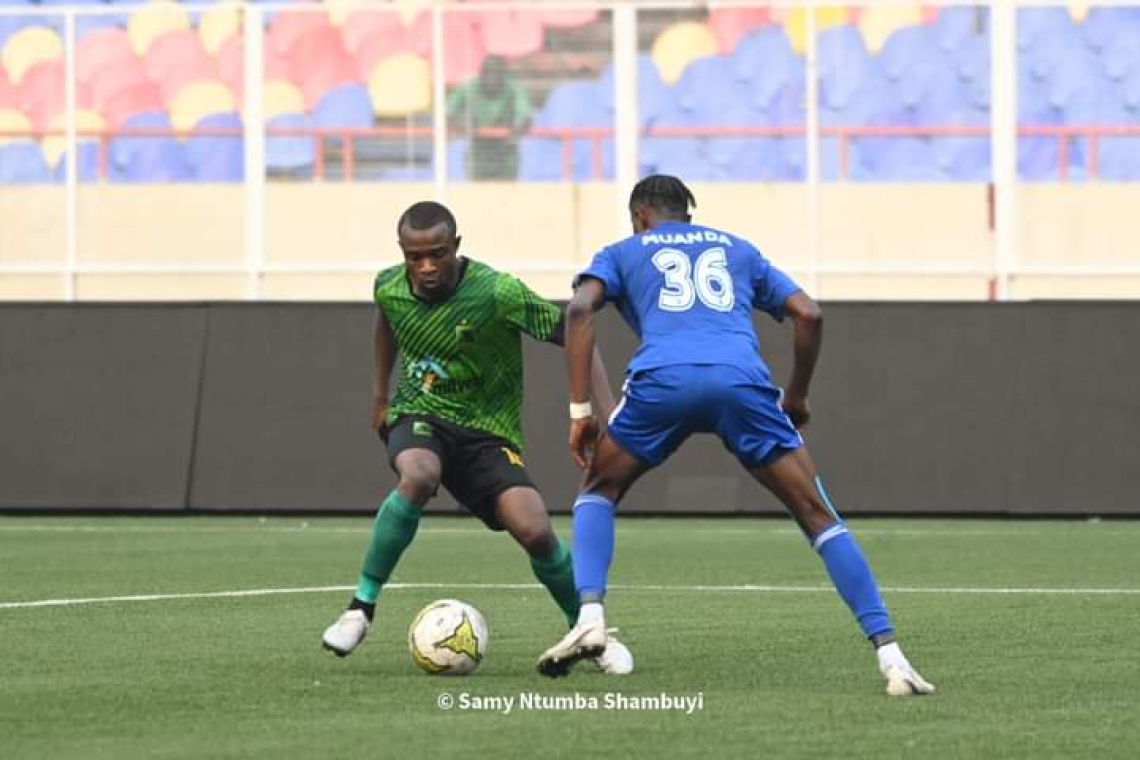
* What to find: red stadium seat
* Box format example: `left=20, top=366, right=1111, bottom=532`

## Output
left=102, top=82, right=165, bottom=129
left=297, top=52, right=358, bottom=110
left=286, top=26, right=354, bottom=88
left=708, top=8, right=772, bottom=53
left=16, top=58, right=64, bottom=132
left=409, top=11, right=485, bottom=86
left=144, top=29, right=212, bottom=85
left=77, top=28, right=137, bottom=88
left=538, top=9, right=600, bottom=28
left=90, top=57, right=152, bottom=113
left=478, top=10, right=544, bottom=58
left=339, top=10, right=410, bottom=55
left=267, top=8, right=332, bottom=57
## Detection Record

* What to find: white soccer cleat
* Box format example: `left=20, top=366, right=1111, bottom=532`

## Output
left=884, top=665, right=936, bottom=696
left=537, top=618, right=608, bottom=678
left=592, top=629, right=634, bottom=675
left=321, top=609, right=370, bottom=658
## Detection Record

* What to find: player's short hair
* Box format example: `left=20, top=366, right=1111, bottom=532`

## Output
left=398, top=201, right=458, bottom=239
left=628, top=174, right=697, bottom=221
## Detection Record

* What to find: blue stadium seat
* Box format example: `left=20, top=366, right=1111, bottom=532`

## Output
left=534, top=81, right=608, bottom=128
left=878, top=24, right=936, bottom=82
left=817, top=25, right=871, bottom=107
left=1102, top=30, right=1140, bottom=82
left=1125, top=70, right=1140, bottom=113
left=518, top=137, right=561, bottom=181
left=1081, top=8, right=1140, bottom=53
left=954, top=31, right=990, bottom=83
left=1052, top=62, right=1115, bottom=116
left=855, top=137, right=944, bottom=181
left=1018, top=136, right=1061, bottom=181
left=51, top=142, right=102, bottom=183
left=185, top=112, right=243, bottom=182
left=598, top=54, right=672, bottom=126
left=821, top=68, right=902, bottom=127
left=446, top=138, right=467, bottom=181
left=313, top=84, right=373, bottom=129
left=1017, top=7, right=1074, bottom=53
left=265, top=112, right=315, bottom=176
left=1030, top=31, right=1090, bottom=84
left=734, top=27, right=801, bottom=111
left=933, top=137, right=990, bottom=181
left=673, top=55, right=737, bottom=116
left=934, top=7, right=987, bottom=54
left=640, top=136, right=703, bottom=177
left=109, top=112, right=192, bottom=182
left=718, top=137, right=792, bottom=181
left=1098, top=138, right=1140, bottom=180
left=0, top=142, right=51, bottom=183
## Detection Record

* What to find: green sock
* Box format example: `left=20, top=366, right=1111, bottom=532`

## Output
left=530, top=538, right=579, bottom=628
left=354, top=490, right=422, bottom=604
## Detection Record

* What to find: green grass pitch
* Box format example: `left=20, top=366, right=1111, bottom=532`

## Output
left=2, top=516, right=1138, bottom=759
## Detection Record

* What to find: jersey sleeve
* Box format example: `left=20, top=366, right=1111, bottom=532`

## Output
left=574, top=244, right=624, bottom=302
left=750, top=248, right=801, bottom=320
left=497, top=273, right=563, bottom=341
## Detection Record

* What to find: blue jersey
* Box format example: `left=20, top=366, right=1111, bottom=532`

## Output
left=578, top=221, right=801, bottom=377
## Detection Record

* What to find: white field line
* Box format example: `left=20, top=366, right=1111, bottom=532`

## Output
left=0, top=524, right=1119, bottom=537
left=2, top=582, right=1139, bottom=611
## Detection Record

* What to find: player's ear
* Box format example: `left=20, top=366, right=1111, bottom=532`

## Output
left=452, top=235, right=463, bottom=254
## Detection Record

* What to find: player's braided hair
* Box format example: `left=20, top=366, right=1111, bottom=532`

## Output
left=398, top=201, right=458, bottom=239
left=628, top=174, right=696, bottom=221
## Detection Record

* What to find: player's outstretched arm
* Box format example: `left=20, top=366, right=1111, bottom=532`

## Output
left=783, top=291, right=823, bottom=429
left=565, top=278, right=607, bottom=468
left=372, top=309, right=397, bottom=437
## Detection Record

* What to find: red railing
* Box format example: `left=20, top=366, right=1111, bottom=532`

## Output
left=3, top=124, right=1140, bottom=181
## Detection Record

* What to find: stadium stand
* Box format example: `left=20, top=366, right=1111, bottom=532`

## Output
left=0, top=4, right=1137, bottom=182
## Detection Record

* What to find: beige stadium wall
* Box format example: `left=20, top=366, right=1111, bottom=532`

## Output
left=2, top=183, right=1139, bottom=300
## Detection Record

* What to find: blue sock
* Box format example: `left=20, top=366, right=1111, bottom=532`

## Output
left=572, top=493, right=616, bottom=601
left=813, top=524, right=894, bottom=640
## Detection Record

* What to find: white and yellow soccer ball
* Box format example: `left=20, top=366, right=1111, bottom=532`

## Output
left=408, top=599, right=489, bottom=675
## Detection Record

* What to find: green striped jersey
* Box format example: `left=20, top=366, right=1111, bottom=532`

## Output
left=373, top=258, right=563, bottom=451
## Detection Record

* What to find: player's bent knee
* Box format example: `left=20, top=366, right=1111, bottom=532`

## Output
left=396, top=466, right=441, bottom=505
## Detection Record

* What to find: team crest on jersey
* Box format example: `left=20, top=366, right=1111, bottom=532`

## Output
left=410, top=357, right=450, bottom=394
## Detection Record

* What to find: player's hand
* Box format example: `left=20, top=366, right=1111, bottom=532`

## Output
left=371, top=401, right=390, bottom=440
left=782, top=392, right=811, bottom=430
left=569, top=415, right=600, bottom=470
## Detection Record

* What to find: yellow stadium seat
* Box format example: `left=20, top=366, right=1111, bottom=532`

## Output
left=367, top=53, right=431, bottom=117
left=263, top=79, right=305, bottom=121
left=783, top=7, right=851, bottom=54
left=650, top=22, right=718, bottom=85
left=1067, top=3, right=1090, bottom=23
left=2, top=26, right=63, bottom=86
left=42, top=110, right=105, bottom=168
left=128, top=1, right=191, bottom=57
left=858, top=5, right=924, bottom=54
left=171, top=80, right=235, bottom=132
left=0, top=108, right=34, bottom=145
left=199, top=2, right=243, bottom=56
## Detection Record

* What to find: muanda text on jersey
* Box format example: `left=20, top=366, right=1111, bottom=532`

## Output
left=640, top=230, right=733, bottom=246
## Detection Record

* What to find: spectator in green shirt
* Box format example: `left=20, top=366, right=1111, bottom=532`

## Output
left=447, top=55, right=533, bottom=180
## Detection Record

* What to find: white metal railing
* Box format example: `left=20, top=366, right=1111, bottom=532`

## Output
left=1, top=1, right=1140, bottom=300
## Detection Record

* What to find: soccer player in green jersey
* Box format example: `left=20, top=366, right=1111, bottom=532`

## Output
left=321, top=201, right=632, bottom=674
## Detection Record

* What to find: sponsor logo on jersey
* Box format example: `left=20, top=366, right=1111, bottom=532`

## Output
left=501, top=447, right=524, bottom=467
left=412, top=421, right=433, bottom=437
left=410, top=357, right=450, bottom=394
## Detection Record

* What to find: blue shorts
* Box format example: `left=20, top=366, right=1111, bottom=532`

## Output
left=606, top=364, right=803, bottom=468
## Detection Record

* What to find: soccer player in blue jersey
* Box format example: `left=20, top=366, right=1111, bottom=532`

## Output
left=536, top=175, right=935, bottom=696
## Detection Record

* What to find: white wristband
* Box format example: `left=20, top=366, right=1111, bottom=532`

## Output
left=569, top=401, right=594, bottom=420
